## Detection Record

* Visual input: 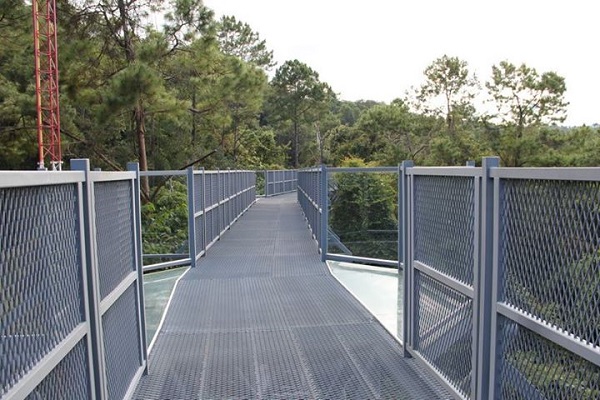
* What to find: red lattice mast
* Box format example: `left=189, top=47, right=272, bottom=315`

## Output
left=32, top=0, right=62, bottom=170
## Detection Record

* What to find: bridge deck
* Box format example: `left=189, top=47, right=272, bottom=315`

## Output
left=134, top=194, right=450, bottom=399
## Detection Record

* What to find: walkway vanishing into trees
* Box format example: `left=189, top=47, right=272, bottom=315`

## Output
left=133, top=194, right=450, bottom=399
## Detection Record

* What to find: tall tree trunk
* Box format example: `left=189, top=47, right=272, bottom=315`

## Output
left=135, top=101, right=150, bottom=199
left=117, top=0, right=135, bottom=62
left=191, top=91, right=197, bottom=143
left=116, top=0, right=150, bottom=198
left=315, top=123, right=323, bottom=164
left=232, top=115, right=239, bottom=164
left=445, top=94, right=456, bottom=136
left=293, top=119, right=299, bottom=168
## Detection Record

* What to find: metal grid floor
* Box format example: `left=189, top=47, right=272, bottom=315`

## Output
left=134, top=194, right=450, bottom=399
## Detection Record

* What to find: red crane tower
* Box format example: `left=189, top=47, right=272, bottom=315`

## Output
left=32, top=0, right=62, bottom=170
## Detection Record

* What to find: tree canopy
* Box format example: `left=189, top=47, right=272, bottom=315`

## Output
left=0, top=1, right=594, bottom=175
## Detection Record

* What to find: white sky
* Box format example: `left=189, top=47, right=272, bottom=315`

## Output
left=203, top=0, right=598, bottom=126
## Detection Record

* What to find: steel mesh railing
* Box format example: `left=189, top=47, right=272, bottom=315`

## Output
left=25, top=339, right=91, bottom=399
left=0, top=182, right=85, bottom=398
left=297, top=168, right=323, bottom=256
left=491, top=172, right=600, bottom=399
left=413, top=175, right=475, bottom=286
left=102, top=284, right=143, bottom=399
left=400, top=162, right=600, bottom=399
left=415, top=273, right=473, bottom=397
left=7, top=159, right=598, bottom=399
left=265, top=170, right=297, bottom=197
left=94, top=180, right=136, bottom=299
left=188, top=169, right=256, bottom=267
left=499, top=179, right=600, bottom=347
left=297, top=162, right=600, bottom=399
left=91, top=169, right=146, bottom=400
left=0, top=160, right=147, bottom=400
left=138, top=169, right=256, bottom=271
left=406, top=168, right=479, bottom=398
left=498, top=315, right=600, bottom=399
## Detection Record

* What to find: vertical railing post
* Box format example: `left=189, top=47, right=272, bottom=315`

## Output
left=126, top=162, right=148, bottom=371
left=230, top=171, right=233, bottom=222
left=477, top=156, right=500, bottom=399
left=266, top=170, right=270, bottom=197
left=187, top=166, right=197, bottom=268
left=71, top=159, right=108, bottom=399
left=400, top=160, right=413, bottom=356
left=217, top=169, right=222, bottom=239
left=201, top=168, right=207, bottom=256
left=320, top=164, right=328, bottom=262
left=224, top=170, right=229, bottom=228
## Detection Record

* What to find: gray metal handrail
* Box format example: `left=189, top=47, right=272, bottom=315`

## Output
left=264, top=169, right=298, bottom=197
left=298, top=159, right=600, bottom=399
left=0, top=160, right=147, bottom=400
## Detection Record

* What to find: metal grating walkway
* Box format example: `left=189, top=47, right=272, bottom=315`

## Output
left=134, top=194, right=451, bottom=399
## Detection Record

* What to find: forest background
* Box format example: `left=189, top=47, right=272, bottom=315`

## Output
left=1, top=0, right=599, bottom=255
left=2, top=0, right=599, bottom=174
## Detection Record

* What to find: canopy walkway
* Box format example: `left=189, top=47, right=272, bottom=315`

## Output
left=133, top=194, right=449, bottom=399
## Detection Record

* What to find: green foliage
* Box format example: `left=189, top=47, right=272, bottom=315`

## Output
left=0, top=1, right=38, bottom=169
left=268, top=59, right=336, bottom=167
left=216, top=15, right=275, bottom=70
left=486, top=61, right=569, bottom=166
left=504, top=326, right=600, bottom=399
left=141, top=180, right=189, bottom=256
left=0, top=1, right=590, bottom=172
left=417, top=55, right=479, bottom=132
left=329, top=157, right=398, bottom=260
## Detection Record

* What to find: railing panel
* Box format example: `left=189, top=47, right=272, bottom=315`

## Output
left=497, top=315, right=600, bottom=399
left=409, top=171, right=478, bottom=398
left=399, top=161, right=600, bottom=398
left=415, top=273, right=473, bottom=397
left=413, top=175, right=475, bottom=286
left=0, top=182, right=88, bottom=398
left=185, top=169, right=256, bottom=260
left=94, top=180, right=136, bottom=300
left=297, top=168, right=322, bottom=251
left=101, top=284, right=143, bottom=399
left=265, top=169, right=298, bottom=197
left=1, top=162, right=146, bottom=400
left=26, top=339, right=91, bottom=399
left=491, top=175, right=600, bottom=398
left=90, top=169, right=146, bottom=399
left=193, top=174, right=203, bottom=213
left=499, top=178, right=600, bottom=346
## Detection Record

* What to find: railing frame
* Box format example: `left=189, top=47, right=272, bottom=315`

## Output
left=1, top=159, right=146, bottom=400
left=298, top=159, right=600, bottom=399
left=264, top=169, right=297, bottom=197
left=297, top=165, right=400, bottom=267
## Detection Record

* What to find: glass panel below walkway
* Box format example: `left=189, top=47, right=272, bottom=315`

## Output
left=328, top=261, right=403, bottom=340
left=143, top=266, right=188, bottom=345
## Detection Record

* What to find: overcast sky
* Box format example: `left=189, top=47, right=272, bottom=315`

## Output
left=203, top=0, right=598, bottom=126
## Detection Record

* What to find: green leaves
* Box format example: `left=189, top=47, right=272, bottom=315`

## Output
left=216, top=15, right=275, bottom=70
left=486, top=61, right=569, bottom=166
left=268, top=59, right=336, bottom=167
left=487, top=61, right=568, bottom=127
left=329, top=157, right=398, bottom=259
left=417, top=55, right=479, bottom=129
left=104, top=63, right=163, bottom=111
